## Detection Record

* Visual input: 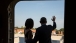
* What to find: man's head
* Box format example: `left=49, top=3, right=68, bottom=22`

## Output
left=40, top=17, right=47, bottom=24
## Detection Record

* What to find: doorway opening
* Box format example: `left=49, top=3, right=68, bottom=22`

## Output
left=8, top=1, right=64, bottom=43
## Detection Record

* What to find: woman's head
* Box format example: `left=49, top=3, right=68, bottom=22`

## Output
left=25, top=18, right=34, bottom=29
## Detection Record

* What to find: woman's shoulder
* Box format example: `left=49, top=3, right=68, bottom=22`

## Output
left=28, top=29, right=32, bottom=34
left=25, top=29, right=32, bottom=36
left=26, top=29, right=32, bottom=34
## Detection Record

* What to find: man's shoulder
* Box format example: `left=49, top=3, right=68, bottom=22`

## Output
left=36, top=27, right=41, bottom=29
left=36, top=26, right=41, bottom=30
left=47, top=25, right=52, bottom=27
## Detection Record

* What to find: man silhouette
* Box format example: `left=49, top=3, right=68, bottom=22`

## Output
left=32, top=16, right=56, bottom=43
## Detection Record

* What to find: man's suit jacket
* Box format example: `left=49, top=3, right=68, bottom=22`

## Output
left=33, top=22, right=56, bottom=43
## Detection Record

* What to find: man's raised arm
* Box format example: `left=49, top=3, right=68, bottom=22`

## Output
left=51, top=16, right=56, bottom=30
left=52, top=21, right=56, bottom=30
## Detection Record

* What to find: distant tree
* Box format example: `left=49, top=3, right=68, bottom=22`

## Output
left=59, top=28, right=64, bottom=34
left=55, top=29, right=58, bottom=31
left=15, top=26, right=18, bottom=28
left=59, top=28, right=64, bottom=31
left=21, top=26, right=24, bottom=29
left=32, top=28, right=36, bottom=30
left=24, top=26, right=26, bottom=28
left=55, top=29, right=59, bottom=34
left=34, top=28, right=36, bottom=29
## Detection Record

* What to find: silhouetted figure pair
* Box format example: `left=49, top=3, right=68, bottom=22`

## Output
left=24, top=16, right=56, bottom=43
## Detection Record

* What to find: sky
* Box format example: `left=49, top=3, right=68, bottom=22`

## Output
left=15, top=1, right=64, bottom=29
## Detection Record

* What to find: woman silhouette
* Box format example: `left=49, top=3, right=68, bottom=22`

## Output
left=24, top=18, right=34, bottom=43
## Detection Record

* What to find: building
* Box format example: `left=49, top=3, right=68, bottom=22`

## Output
left=14, top=28, right=63, bottom=35
left=14, top=28, right=24, bottom=33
